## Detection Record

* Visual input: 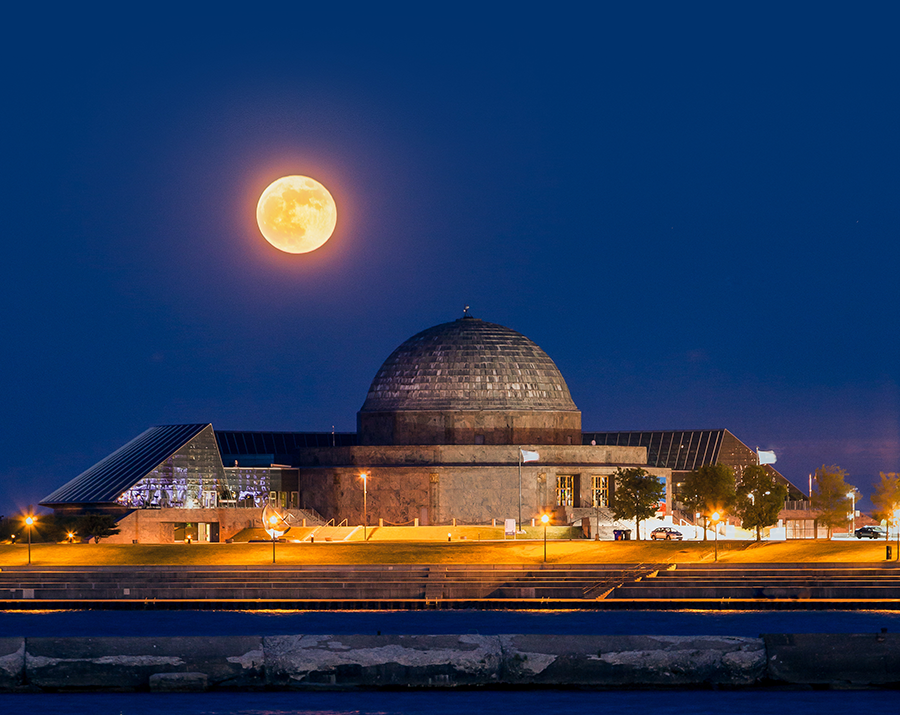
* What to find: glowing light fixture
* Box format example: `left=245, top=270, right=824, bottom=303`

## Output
left=24, top=515, right=36, bottom=565
left=541, top=513, right=550, bottom=563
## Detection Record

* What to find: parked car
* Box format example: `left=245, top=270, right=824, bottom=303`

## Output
left=650, top=526, right=683, bottom=541
left=854, top=525, right=886, bottom=539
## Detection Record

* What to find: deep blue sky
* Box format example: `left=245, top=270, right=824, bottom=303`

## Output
left=2, top=5, right=897, bottom=515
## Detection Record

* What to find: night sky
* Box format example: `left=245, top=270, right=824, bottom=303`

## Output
left=3, top=6, right=897, bottom=515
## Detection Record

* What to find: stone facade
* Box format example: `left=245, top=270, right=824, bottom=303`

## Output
left=358, top=409, right=582, bottom=446
left=295, top=444, right=670, bottom=526
left=103, top=507, right=312, bottom=544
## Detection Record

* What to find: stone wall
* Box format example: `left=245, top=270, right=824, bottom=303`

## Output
left=105, top=508, right=309, bottom=544
left=5, top=632, right=898, bottom=692
left=358, top=409, right=582, bottom=446
left=295, top=445, right=669, bottom=526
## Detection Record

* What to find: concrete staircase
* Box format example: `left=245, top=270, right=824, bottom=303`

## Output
left=0, top=564, right=655, bottom=605
left=609, top=563, right=900, bottom=600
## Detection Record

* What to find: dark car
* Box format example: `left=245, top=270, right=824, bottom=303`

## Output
left=855, top=525, right=886, bottom=539
left=650, top=526, right=683, bottom=541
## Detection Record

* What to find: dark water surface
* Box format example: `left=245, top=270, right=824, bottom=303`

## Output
left=2, top=690, right=900, bottom=715
left=2, top=608, right=900, bottom=638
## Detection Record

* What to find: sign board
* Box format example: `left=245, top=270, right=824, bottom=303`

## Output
left=504, top=519, right=516, bottom=537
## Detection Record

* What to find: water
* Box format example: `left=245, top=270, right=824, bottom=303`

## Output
left=2, top=690, right=900, bottom=715
left=2, top=608, right=900, bottom=638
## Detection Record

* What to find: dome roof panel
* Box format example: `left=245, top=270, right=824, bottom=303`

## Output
left=360, top=316, right=578, bottom=412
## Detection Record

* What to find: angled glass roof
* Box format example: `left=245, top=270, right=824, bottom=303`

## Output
left=40, top=424, right=211, bottom=506
left=582, top=430, right=726, bottom=471
left=215, top=430, right=358, bottom=459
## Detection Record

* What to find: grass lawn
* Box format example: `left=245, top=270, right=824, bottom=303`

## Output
left=1, top=538, right=897, bottom=567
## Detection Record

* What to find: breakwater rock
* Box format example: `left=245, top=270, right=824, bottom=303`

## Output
left=0, top=633, right=897, bottom=691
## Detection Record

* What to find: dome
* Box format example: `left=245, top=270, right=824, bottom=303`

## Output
left=360, top=316, right=578, bottom=413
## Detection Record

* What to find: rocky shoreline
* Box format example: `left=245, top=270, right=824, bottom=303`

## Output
left=1, top=632, right=897, bottom=691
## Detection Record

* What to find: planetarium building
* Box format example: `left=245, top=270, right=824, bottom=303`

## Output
left=41, top=314, right=801, bottom=543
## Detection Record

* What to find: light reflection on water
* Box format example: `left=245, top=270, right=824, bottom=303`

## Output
left=1, top=690, right=900, bottom=715
left=2, top=608, right=900, bottom=638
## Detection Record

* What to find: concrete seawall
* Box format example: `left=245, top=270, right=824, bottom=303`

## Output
left=1, top=632, right=898, bottom=691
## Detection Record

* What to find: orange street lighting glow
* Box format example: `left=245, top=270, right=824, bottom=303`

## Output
left=256, top=175, right=337, bottom=254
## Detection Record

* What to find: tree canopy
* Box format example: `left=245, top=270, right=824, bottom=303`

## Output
left=734, top=465, right=788, bottom=541
left=76, top=513, right=121, bottom=543
left=870, top=472, right=900, bottom=527
left=611, top=467, right=665, bottom=540
left=811, top=465, right=855, bottom=538
left=680, top=464, right=737, bottom=540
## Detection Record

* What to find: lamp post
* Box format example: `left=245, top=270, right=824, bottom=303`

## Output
left=24, top=515, right=35, bottom=565
left=847, top=490, right=856, bottom=536
left=360, top=472, right=368, bottom=541
left=894, top=509, right=900, bottom=562
left=541, top=513, right=550, bottom=563
left=711, top=511, right=720, bottom=562
left=268, top=514, right=278, bottom=564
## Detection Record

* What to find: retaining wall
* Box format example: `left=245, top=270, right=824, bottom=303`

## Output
left=1, top=632, right=898, bottom=691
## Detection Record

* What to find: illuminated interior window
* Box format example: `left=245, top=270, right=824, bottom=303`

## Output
left=556, top=475, right=574, bottom=506
left=591, top=475, right=608, bottom=507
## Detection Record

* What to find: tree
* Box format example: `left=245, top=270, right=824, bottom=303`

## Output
left=811, top=465, right=855, bottom=538
left=680, top=464, right=737, bottom=540
left=734, top=465, right=788, bottom=541
left=611, top=467, right=665, bottom=540
left=870, top=472, right=900, bottom=535
left=76, top=514, right=121, bottom=543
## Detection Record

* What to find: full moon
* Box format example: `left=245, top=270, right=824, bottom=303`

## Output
left=256, top=175, right=337, bottom=254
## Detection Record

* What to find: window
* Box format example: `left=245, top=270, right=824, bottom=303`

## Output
left=556, top=475, right=574, bottom=506
left=201, top=491, right=217, bottom=509
left=591, top=475, right=609, bottom=507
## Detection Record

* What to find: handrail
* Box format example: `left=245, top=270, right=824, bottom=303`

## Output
left=343, top=525, right=362, bottom=541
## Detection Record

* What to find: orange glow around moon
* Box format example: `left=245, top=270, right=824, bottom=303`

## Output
left=256, top=175, right=337, bottom=254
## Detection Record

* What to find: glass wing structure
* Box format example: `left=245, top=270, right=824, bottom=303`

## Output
left=582, top=429, right=806, bottom=501
left=41, top=424, right=217, bottom=509
left=41, top=425, right=360, bottom=513
left=582, top=430, right=726, bottom=471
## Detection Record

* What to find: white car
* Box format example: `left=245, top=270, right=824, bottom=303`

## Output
left=650, top=527, right=683, bottom=541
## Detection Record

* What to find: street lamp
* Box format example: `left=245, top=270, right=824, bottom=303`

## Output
left=360, top=472, right=368, bottom=541
left=711, top=511, right=721, bottom=562
left=268, top=514, right=279, bottom=564
left=847, top=490, right=856, bottom=536
left=894, top=509, right=900, bottom=562
left=541, top=513, right=550, bottom=563
left=24, top=515, right=35, bottom=565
